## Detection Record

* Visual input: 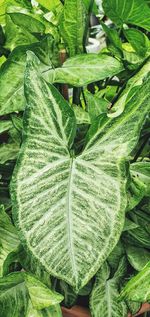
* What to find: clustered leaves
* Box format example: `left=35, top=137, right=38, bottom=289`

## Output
left=0, top=0, right=150, bottom=317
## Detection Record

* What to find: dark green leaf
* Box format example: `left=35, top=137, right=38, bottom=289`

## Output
left=103, top=0, right=150, bottom=32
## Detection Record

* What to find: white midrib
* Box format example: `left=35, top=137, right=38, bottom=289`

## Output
left=66, top=156, right=78, bottom=282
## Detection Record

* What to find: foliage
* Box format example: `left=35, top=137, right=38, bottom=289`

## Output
left=0, top=0, right=150, bottom=316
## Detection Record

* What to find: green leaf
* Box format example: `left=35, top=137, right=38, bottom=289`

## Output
left=108, top=58, right=150, bottom=118
left=127, top=174, right=146, bottom=211
left=124, top=28, right=150, bottom=57
left=125, top=300, right=141, bottom=316
left=0, top=205, right=20, bottom=276
left=126, top=245, right=150, bottom=271
left=0, top=35, right=57, bottom=116
left=9, top=12, right=45, bottom=34
left=90, top=260, right=128, bottom=317
left=56, top=280, right=78, bottom=308
left=0, top=121, right=13, bottom=134
left=0, top=272, right=28, bottom=317
left=85, top=91, right=109, bottom=122
left=44, top=54, right=124, bottom=87
left=11, top=51, right=149, bottom=291
left=5, top=15, right=37, bottom=51
left=101, top=22, right=123, bottom=57
left=73, top=106, right=90, bottom=125
left=18, top=248, right=51, bottom=288
left=0, top=272, right=63, bottom=317
left=0, top=142, right=20, bottom=164
left=120, top=262, right=150, bottom=302
left=107, top=241, right=125, bottom=274
left=60, top=0, right=86, bottom=56
left=123, top=218, right=139, bottom=232
left=130, top=162, right=150, bottom=196
left=26, top=300, right=62, bottom=317
left=24, top=274, right=63, bottom=310
left=103, top=0, right=150, bottom=32
left=36, top=0, right=62, bottom=11
left=123, top=226, right=150, bottom=249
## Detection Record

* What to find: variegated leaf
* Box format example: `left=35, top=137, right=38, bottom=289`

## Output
left=0, top=205, right=20, bottom=276
left=120, top=262, right=150, bottom=302
left=90, top=259, right=128, bottom=317
left=60, top=0, right=86, bottom=56
left=11, top=52, right=150, bottom=291
left=43, top=53, right=124, bottom=87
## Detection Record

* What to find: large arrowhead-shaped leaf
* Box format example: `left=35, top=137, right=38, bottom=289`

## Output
left=11, top=52, right=150, bottom=291
left=103, top=0, right=150, bottom=32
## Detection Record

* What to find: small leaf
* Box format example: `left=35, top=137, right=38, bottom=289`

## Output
left=25, top=274, right=63, bottom=310
left=126, top=245, right=150, bottom=271
left=120, top=262, right=150, bottom=302
left=0, top=205, right=20, bottom=276
left=108, top=58, right=150, bottom=118
left=85, top=91, right=109, bottom=122
left=124, top=28, right=150, bottom=57
left=90, top=260, right=128, bottom=317
left=130, top=162, right=150, bottom=196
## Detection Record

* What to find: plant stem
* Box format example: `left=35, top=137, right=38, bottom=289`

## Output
left=73, top=87, right=81, bottom=105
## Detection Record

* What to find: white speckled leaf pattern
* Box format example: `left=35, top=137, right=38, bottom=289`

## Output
left=11, top=52, right=150, bottom=291
left=90, top=260, right=128, bottom=317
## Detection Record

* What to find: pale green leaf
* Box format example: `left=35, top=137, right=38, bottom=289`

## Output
left=0, top=205, right=20, bottom=276
left=10, top=51, right=149, bottom=291
left=126, top=245, right=150, bottom=271
left=103, top=0, right=150, bottom=32
left=120, top=262, right=150, bottom=302
left=44, top=54, right=124, bottom=87
left=60, top=0, right=86, bottom=56
left=25, top=274, right=63, bottom=310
